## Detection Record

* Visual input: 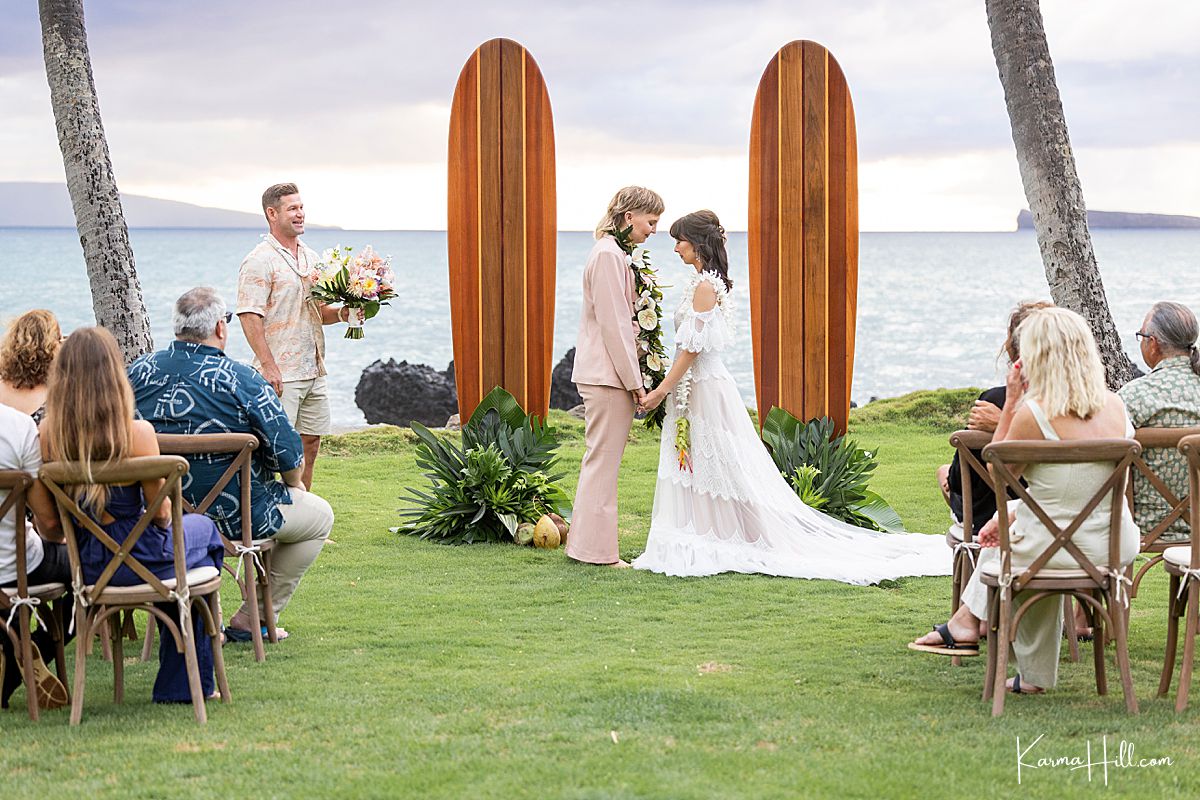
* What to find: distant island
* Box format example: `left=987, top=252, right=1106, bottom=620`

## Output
left=0, top=182, right=340, bottom=229
left=1017, top=209, right=1200, bottom=230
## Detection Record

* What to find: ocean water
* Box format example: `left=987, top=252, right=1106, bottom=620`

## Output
left=2, top=227, right=1197, bottom=428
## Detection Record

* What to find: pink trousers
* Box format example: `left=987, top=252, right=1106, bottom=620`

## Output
left=567, top=383, right=635, bottom=564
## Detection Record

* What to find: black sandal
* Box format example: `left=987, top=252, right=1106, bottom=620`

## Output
left=907, top=622, right=981, bottom=656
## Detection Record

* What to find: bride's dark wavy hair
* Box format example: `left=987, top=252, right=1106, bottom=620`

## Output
left=669, top=210, right=732, bottom=291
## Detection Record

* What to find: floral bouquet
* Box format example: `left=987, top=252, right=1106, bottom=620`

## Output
left=611, top=225, right=670, bottom=429
left=309, top=245, right=396, bottom=339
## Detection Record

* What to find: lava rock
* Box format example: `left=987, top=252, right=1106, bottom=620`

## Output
left=550, top=348, right=583, bottom=410
left=355, top=359, right=458, bottom=427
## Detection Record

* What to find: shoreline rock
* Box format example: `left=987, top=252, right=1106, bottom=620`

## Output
left=355, top=358, right=457, bottom=427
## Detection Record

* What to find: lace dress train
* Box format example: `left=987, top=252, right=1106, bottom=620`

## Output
left=632, top=272, right=950, bottom=584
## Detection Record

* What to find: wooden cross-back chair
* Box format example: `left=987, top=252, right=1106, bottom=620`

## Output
left=153, top=433, right=276, bottom=662
left=0, top=470, right=69, bottom=721
left=946, top=430, right=991, bottom=666
left=1158, top=434, right=1200, bottom=711
left=39, top=455, right=229, bottom=724
left=947, top=430, right=1081, bottom=665
left=980, top=439, right=1140, bottom=716
left=1127, top=426, right=1200, bottom=599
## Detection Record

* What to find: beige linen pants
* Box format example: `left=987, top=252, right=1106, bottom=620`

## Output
left=963, top=546, right=1064, bottom=688
left=567, top=383, right=635, bottom=564
left=237, top=487, right=334, bottom=621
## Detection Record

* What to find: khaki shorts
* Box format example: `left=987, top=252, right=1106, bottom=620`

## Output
left=280, top=376, right=331, bottom=436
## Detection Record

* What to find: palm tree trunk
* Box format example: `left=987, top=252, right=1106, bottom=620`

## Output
left=986, top=0, right=1134, bottom=388
left=39, top=0, right=153, bottom=362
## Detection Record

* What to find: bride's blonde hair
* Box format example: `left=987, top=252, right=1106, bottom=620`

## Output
left=1018, top=307, right=1107, bottom=420
left=594, top=186, right=665, bottom=239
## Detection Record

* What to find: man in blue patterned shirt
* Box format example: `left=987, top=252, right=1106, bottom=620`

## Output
left=129, top=287, right=334, bottom=641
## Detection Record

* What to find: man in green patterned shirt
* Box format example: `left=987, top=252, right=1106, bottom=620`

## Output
left=1118, top=302, right=1200, bottom=542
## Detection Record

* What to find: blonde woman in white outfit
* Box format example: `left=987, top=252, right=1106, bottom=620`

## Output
left=911, top=307, right=1139, bottom=694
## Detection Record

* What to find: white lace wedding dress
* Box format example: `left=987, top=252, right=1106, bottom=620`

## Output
left=632, top=271, right=951, bottom=584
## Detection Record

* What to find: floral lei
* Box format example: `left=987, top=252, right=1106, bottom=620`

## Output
left=610, top=225, right=670, bottom=429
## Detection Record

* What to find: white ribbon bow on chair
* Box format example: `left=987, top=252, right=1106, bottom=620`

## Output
left=4, top=595, right=40, bottom=630
left=232, top=543, right=266, bottom=583
left=954, top=540, right=980, bottom=572
left=1175, top=567, right=1200, bottom=601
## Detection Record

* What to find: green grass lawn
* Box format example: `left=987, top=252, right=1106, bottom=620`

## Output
left=4, top=389, right=1198, bottom=798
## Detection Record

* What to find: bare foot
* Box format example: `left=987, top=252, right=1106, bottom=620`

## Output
left=607, top=559, right=632, bottom=569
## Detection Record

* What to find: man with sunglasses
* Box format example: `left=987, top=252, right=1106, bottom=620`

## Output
left=128, top=287, right=334, bottom=643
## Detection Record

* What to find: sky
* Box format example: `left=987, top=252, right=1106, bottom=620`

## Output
left=1, top=0, right=1197, bottom=231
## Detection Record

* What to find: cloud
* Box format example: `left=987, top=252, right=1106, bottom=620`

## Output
left=2, top=0, right=1197, bottom=229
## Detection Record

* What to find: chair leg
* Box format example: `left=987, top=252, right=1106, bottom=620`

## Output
left=141, top=610, right=157, bottom=662
left=1093, top=593, right=1108, bottom=696
left=18, top=606, right=39, bottom=721
left=261, top=552, right=278, bottom=645
left=51, top=601, right=69, bottom=691
left=950, top=553, right=964, bottom=668
left=244, top=552, right=266, bottom=662
left=111, top=612, right=124, bottom=704
left=982, top=587, right=998, bottom=701
left=991, top=590, right=1011, bottom=716
left=1063, top=596, right=1080, bottom=663
left=1110, top=594, right=1139, bottom=714
left=207, top=593, right=231, bottom=703
left=70, top=607, right=90, bottom=726
left=1176, top=581, right=1199, bottom=713
left=177, top=601, right=207, bottom=724
left=1160, top=575, right=1181, bottom=697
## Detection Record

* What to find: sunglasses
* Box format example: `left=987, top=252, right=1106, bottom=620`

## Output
left=223, top=312, right=233, bottom=324
left=1134, top=330, right=1155, bottom=342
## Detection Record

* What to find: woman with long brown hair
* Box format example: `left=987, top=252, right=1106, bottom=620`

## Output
left=40, top=326, right=224, bottom=703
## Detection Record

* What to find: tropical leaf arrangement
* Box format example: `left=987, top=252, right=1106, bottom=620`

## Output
left=393, top=387, right=572, bottom=545
left=760, top=408, right=905, bottom=533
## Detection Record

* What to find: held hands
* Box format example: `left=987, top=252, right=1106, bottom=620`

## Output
left=638, top=387, right=666, bottom=413
left=967, top=401, right=1002, bottom=432
left=340, top=306, right=366, bottom=325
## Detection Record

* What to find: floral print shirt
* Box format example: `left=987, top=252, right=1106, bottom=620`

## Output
left=236, top=234, right=326, bottom=382
left=1118, top=355, right=1200, bottom=541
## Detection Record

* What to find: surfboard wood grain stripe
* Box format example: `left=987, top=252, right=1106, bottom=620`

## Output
left=748, top=40, right=858, bottom=434
left=448, top=38, right=556, bottom=421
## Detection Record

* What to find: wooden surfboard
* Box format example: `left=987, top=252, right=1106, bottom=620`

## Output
left=448, top=38, right=556, bottom=422
left=748, top=40, right=858, bottom=435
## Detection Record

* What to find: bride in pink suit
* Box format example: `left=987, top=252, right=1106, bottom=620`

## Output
left=567, top=187, right=665, bottom=568
left=633, top=210, right=950, bottom=584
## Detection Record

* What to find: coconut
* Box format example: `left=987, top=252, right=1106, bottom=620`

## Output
left=515, top=522, right=536, bottom=546
left=533, top=515, right=561, bottom=549
left=548, top=513, right=569, bottom=546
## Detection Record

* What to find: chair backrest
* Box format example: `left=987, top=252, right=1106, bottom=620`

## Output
left=949, top=429, right=994, bottom=541
left=1177, top=434, right=1200, bottom=571
left=1130, top=426, right=1200, bottom=549
left=983, top=438, right=1139, bottom=592
left=0, top=469, right=35, bottom=605
left=155, top=433, right=258, bottom=547
left=40, top=456, right=189, bottom=601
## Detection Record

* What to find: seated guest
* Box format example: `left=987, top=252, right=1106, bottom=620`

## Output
left=937, top=301, right=1052, bottom=536
left=41, top=326, right=225, bottom=703
left=128, top=287, right=333, bottom=642
left=1118, top=301, right=1200, bottom=542
left=0, top=403, right=69, bottom=709
left=0, top=310, right=62, bottom=423
left=912, top=308, right=1139, bottom=694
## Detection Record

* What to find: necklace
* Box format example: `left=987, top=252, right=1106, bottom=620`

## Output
left=266, top=234, right=309, bottom=279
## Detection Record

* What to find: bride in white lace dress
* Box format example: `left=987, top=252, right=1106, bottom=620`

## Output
left=632, top=211, right=950, bottom=584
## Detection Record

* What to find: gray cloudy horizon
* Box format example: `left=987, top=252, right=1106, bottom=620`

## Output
left=2, top=0, right=1197, bottom=230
